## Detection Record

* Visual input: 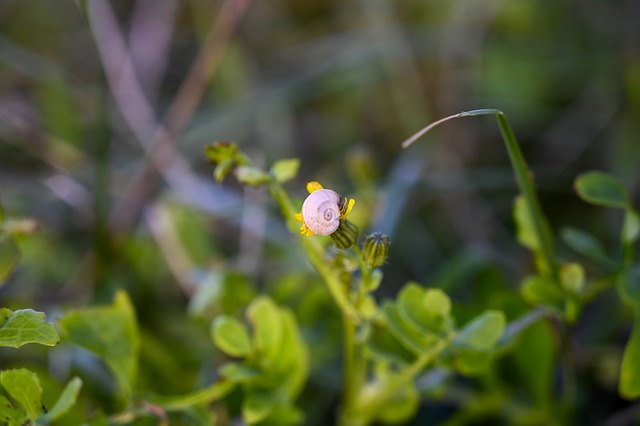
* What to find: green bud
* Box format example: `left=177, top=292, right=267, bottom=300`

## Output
left=330, top=219, right=359, bottom=249
left=362, top=233, right=389, bottom=268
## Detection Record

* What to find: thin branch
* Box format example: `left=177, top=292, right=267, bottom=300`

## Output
left=87, top=0, right=251, bottom=232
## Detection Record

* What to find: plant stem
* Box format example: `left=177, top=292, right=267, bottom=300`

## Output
left=269, top=180, right=361, bottom=323
left=494, top=112, right=558, bottom=281
left=342, top=315, right=357, bottom=423
left=269, top=180, right=372, bottom=425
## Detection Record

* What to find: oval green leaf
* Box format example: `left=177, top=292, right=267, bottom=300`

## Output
left=247, top=297, right=283, bottom=365
left=234, top=166, right=270, bottom=186
left=377, top=382, right=419, bottom=424
left=383, top=303, right=437, bottom=355
left=560, top=262, right=585, bottom=294
left=0, top=308, right=60, bottom=348
left=0, top=368, right=43, bottom=421
left=454, top=311, right=505, bottom=351
left=575, top=171, right=629, bottom=209
left=521, top=275, right=564, bottom=307
left=242, top=394, right=274, bottom=425
left=211, top=316, right=252, bottom=358
left=620, top=316, right=640, bottom=399
left=623, top=209, right=640, bottom=244
left=57, top=291, right=139, bottom=403
left=270, top=158, right=300, bottom=183
left=0, top=394, right=23, bottom=426
left=561, top=227, right=615, bottom=268
left=398, top=283, right=451, bottom=335
left=37, top=377, right=83, bottom=424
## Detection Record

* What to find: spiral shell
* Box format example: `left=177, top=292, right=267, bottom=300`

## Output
left=301, top=189, right=343, bottom=236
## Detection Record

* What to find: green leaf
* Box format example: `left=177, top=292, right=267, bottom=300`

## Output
left=247, top=297, right=283, bottom=365
left=235, top=166, right=270, bottom=186
left=0, top=368, right=43, bottom=421
left=366, top=322, right=416, bottom=366
left=268, top=309, right=309, bottom=400
left=211, top=316, right=252, bottom=357
left=0, top=234, right=21, bottom=286
left=398, top=283, right=451, bottom=335
left=188, top=271, right=255, bottom=319
left=377, top=381, right=419, bottom=424
left=560, top=263, right=585, bottom=294
left=364, top=269, right=383, bottom=292
left=514, top=195, right=540, bottom=251
left=0, top=308, right=60, bottom=348
left=453, top=350, right=494, bottom=375
left=58, top=291, right=140, bottom=403
left=397, top=284, right=427, bottom=331
left=616, top=266, right=640, bottom=309
left=423, top=288, right=452, bottom=319
left=259, top=404, right=303, bottom=425
left=454, top=311, right=505, bottom=351
left=270, top=158, right=300, bottom=183
left=0, top=394, right=23, bottom=426
left=214, top=158, right=235, bottom=183
left=512, top=321, right=555, bottom=408
left=561, top=227, right=616, bottom=268
left=383, top=303, right=437, bottom=355
left=36, top=377, right=82, bottom=424
left=623, top=209, right=640, bottom=244
left=620, top=316, right=640, bottom=399
left=575, top=171, right=630, bottom=209
left=242, top=394, right=274, bottom=425
left=521, top=275, right=564, bottom=307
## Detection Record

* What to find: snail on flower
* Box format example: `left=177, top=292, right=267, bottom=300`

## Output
left=295, top=182, right=355, bottom=237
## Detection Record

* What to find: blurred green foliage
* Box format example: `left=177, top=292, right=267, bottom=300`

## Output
left=1, top=0, right=640, bottom=424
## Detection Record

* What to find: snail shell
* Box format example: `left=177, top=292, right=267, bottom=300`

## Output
left=301, top=189, right=343, bottom=236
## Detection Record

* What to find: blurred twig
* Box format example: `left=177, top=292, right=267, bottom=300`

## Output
left=57, top=0, right=251, bottom=299
left=87, top=0, right=251, bottom=233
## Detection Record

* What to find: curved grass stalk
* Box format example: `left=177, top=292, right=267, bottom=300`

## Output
left=402, top=109, right=559, bottom=283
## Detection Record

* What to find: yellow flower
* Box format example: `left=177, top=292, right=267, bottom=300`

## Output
left=294, top=182, right=355, bottom=236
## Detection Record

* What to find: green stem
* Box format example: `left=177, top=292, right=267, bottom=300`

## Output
left=146, top=381, right=234, bottom=411
left=494, top=112, right=558, bottom=281
left=268, top=180, right=367, bottom=424
left=342, top=315, right=357, bottom=423
left=351, top=244, right=371, bottom=305
left=403, top=109, right=559, bottom=283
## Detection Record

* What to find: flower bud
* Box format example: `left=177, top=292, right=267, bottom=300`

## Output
left=330, top=219, right=359, bottom=249
left=362, top=233, right=389, bottom=268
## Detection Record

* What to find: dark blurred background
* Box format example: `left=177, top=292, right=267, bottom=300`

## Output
left=1, top=0, right=639, bottom=424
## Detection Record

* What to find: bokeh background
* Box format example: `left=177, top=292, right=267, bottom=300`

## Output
left=1, top=0, right=640, bottom=424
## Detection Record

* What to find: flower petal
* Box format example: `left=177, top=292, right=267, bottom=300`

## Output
left=342, top=198, right=355, bottom=219
left=306, top=181, right=323, bottom=193
left=299, top=223, right=315, bottom=236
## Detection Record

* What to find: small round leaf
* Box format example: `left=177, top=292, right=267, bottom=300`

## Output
left=575, top=171, right=629, bottom=209
left=211, top=316, right=252, bottom=357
